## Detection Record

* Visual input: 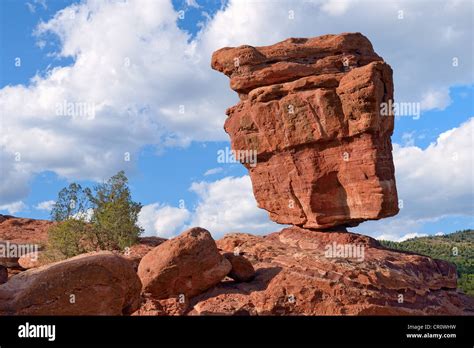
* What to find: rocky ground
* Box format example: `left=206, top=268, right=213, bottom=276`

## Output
left=0, top=215, right=473, bottom=316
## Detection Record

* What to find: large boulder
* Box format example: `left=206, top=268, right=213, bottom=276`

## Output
left=185, top=227, right=474, bottom=315
left=137, top=227, right=231, bottom=300
left=211, top=33, right=399, bottom=229
left=0, top=251, right=142, bottom=315
left=123, top=236, right=167, bottom=271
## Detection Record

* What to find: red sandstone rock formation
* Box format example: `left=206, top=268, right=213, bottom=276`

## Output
left=223, top=252, right=256, bottom=282
left=211, top=33, right=399, bottom=229
left=122, top=236, right=167, bottom=271
left=185, top=228, right=472, bottom=315
left=0, top=251, right=141, bottom=315
left=0, top=214, right=51, bottom=244
left=137, top=227, right=231, bottom=300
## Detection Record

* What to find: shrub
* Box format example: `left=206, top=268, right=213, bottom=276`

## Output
left=47, top=171, right=143, bottom=258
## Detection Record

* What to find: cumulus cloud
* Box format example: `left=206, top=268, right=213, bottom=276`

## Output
left=0, top=0, right=234, bottom=205
left=139, top=176, right=281, bottom=238
left=0, top=201, right=27, bottom=214
left=138, top=203, right=191, bottom=238
left=34, top=200, right=55, bottom=211
left=354, top=118, right=474, bottom=239
left=1, top=0, right=472, bottom=209
left=188, top=176, right=281, bottom=236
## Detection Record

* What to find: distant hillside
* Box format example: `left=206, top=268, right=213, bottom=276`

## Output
left=380, top=230, right=474, bottom=296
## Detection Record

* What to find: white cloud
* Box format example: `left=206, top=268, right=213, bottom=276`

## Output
left=188, top=176, right=281, bottom=237
left=26, top=2, right=36, bottom=13
left=354, top=118, right=474, bottom=239
left=0, top=201, right=27, bottom=214
left=1, top=0, right=473, bottom=208
left=139, top=203, right=191, bottom=238
left=203, top=167, right=223, bottom=176
left=139, top=176, right=282, bottom=239
left=320, top=0, right=353, bottom=16
left=397, top=232, right=428, bottom=242
left=34, top=200, right=55, bottom=211
left=421, top=88, right=452, bottom=111
left=401, top=131, right=415, bottom=146
left=375, top=232, right=428, bottom=242
left=185, top=0, right=201, bottom=9
left=0, top=0, right=234, bottom=205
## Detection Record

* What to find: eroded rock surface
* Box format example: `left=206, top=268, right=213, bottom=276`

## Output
left=212, top=33, right=399, bottom=229
left=186, top=227, right=474, bottom=315
left=137, top=227, right=231, bottom=299
left=0, top=251, right=141, bottom=315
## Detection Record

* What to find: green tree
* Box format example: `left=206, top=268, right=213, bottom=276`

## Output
left=47, top=171, right=143, bottom=258
left=50, top=183, right=92, bottom=222
left=88, top=171, right=143, bottom=250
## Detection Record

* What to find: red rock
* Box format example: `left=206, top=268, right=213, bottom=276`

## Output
left=0, top=266, right=7, bottom=284
left=122, top=236, right=167, bottom=271
left=211, top=33, right=399, bottom=229
left=17, top=251, right=43, bottom=269
left=0, top=251, right=142, bottom=315
left=181, top=227, right=474, bottom=315
left=223, top=253, right=255, bottom=282
left=132, top=296, right=188, bottom=316
left=0, top=215, right=49, bottom=269
left=0, top=214, right=51, bottom=244
left=137, top=227, right=231, bottom=300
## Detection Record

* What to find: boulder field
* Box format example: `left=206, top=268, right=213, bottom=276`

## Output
left=0, top=222, right=472, bottom=315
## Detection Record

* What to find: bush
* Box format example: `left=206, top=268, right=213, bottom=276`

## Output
left=47, top=171, right=143, bottom=258
left=47, top=219, right=92, bottom=258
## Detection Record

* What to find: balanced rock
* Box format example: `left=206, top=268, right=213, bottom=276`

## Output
left=186, top=227, right=474, bottom=315
left=211, top=33, right=399, bottom=229
left=137, top=227, right=231, bottom=300
left=0, top=251, right=142, bottom=315
left=223, top=253, right=255, bottom=282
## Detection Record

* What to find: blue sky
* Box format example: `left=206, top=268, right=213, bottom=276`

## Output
left=0, top=0, right=472, bottom=241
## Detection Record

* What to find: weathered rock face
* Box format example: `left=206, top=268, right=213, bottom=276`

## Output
left=211, top=33, right=399, bottom=229
left=223, top=253, right=255, bottom=282
left=122, top=236, right=167, bottom=272
left=0, top=251, right=142, bottom=315
left=137, top=227, right=232, bottom=300
left=184, top=227, right=474, bottom=315
left=0, top=215, right=50, bottom=271
left=0, top=214, right=51, bottom=244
